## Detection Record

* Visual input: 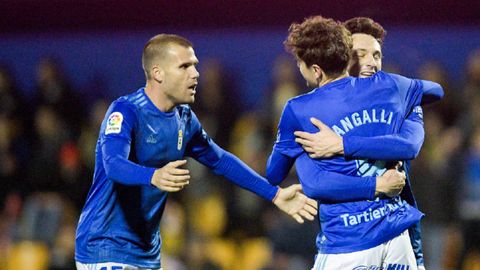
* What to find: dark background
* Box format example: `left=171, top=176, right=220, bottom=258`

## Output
left=2, top=0, right=480, bottom=33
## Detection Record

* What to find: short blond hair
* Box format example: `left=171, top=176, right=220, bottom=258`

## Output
left=142, top=34, right=193, bottom=80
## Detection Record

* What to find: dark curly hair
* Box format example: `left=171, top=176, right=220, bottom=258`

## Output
left=343, top=17, right=386, bottom=46
left=284, top=15, right=352, bottom=76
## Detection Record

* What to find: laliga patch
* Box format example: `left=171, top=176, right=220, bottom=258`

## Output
left=105, top=112, right=123, bottom=135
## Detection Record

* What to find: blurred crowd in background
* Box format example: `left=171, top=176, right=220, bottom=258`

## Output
left=0, top=45, right=480, bottom=270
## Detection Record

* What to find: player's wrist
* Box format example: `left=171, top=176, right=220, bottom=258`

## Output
left=337, top=138, right=345, bottom=155
left=272, top=187, right=281, bottom=203
left=374, top=175, right=385, bottom=197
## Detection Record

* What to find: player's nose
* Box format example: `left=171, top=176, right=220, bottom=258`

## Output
left=365, top=53, right=376, bottom=66
left=190, top=67, right=199, bottom=79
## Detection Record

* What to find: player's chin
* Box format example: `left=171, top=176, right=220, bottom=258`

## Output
left=184, top=96, right=195, bottom=104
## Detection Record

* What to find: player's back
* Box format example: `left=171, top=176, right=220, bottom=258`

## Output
left=289, top=71, right=414, bottom=176
left=282, top=71, right=424, bottom=254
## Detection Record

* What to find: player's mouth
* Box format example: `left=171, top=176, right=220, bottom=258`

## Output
left=188, top=83, right=197, bottom=94
left=360, top=70, right=375, bottom=77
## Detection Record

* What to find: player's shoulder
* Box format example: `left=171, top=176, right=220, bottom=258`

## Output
left=107, top=89, right=142, bottom=117
left=373, top=71, right=413, bottom=85
left=287, top=88, right=318, bottom=105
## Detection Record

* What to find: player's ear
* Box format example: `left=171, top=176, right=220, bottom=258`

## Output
left=152, top=65, right=165, bottom=83
left=312, top=64, right=323, bottom=80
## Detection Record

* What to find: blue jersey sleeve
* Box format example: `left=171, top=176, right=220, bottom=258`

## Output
left=266, top=102, right=303, bottom=185
left=295, top=155, right=376, bottom=203
left=343, top=106, right=425, bottom=160
left=186, top=112, right=279, bottom=201
left=388, top=73, right=424, bottom=118
left=101, top=100, right=156, bottom=186
left=420, top=80, right=444, bottom=105
left=266, top=151, right=295, bottom=185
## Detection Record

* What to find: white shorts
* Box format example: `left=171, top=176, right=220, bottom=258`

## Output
left=312, top=230, right=418, bottom=270
left=76, top=262, right=162, bottom=270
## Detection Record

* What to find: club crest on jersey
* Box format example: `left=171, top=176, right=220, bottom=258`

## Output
left=105, top=112, right=123, bottom=135
left=177, top=130, right=183, bottom=150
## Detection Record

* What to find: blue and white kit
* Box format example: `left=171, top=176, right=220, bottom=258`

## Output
left=267, top=71, right=443, bottom=255
left=75, top=88, right=279, bottom=268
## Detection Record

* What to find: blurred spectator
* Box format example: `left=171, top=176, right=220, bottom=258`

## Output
left=0, top=65, right=29, bottom=204
left=458, top=126, right=480, bottom=269
left=228, top=112, right=270, bottom=237
left=263, top=178, right=318, bottom=270
left=417, top=60, right=460, bottom=127
left=264, top=55, right=303, bottom=137
left=463, top=49, right=480, bottom=103
left=410, top=109, right=463, bottom=270
left=0, top=64, right=28, bottom=121
left=193, top=58, right=240, bottom=148
left=26, top=105, right=69, bottom=192
left=32, top=57, right=85, bottom=139
left=0, top=192, right=22, bottom=269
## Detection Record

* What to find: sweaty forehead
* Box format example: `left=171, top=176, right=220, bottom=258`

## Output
left=352, top=33, right=382, bottom=53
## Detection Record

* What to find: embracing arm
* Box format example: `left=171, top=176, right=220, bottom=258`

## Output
left=266, top=149, right=296, bottom=185
left=295, top=106, right=425, bottom=161
left=266, top=101, right=304, bottom=185
left=344, top=109, right=425, bottom=160
left=420, top=79, right=444, bottom=105
left=295, top=155, right=405, bottom=202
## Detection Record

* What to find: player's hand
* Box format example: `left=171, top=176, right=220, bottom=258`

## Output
left=273, top=184, right=318, bottom=223
left=294, top=117, right=344, bottom=159
left=151, top=160, right=190, bottom=192
left=375, top=167, right=405, bottom=198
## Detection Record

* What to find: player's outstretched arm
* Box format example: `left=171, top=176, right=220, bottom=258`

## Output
left=273, top=184, right=318, bottom=224
left=150, top=160, right=190, bottom=192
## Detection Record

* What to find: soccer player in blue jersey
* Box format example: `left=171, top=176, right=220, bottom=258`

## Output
left=74, top=34, right=318, bottom=270
left=266, top=16, right=442, bottom=269
left=293, top=17, right=439, bottom=270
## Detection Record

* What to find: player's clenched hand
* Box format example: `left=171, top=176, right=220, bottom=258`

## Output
left=151, top=160, right=190, bottom=192
left=273, top=184, right=318, bottom=223
left=375, top=167, right=405, bottom=198
left=294, top=117, right=344, bottom=159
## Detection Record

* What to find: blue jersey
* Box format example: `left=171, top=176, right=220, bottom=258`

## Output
left=269, top=72, right=425, bottom=254
left=75, top=88, right=278, bottom=268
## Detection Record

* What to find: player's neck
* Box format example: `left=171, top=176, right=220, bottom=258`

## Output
left=318, top=71, right=349, bottom=87
left=144, top=82, right=175, bottom=112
